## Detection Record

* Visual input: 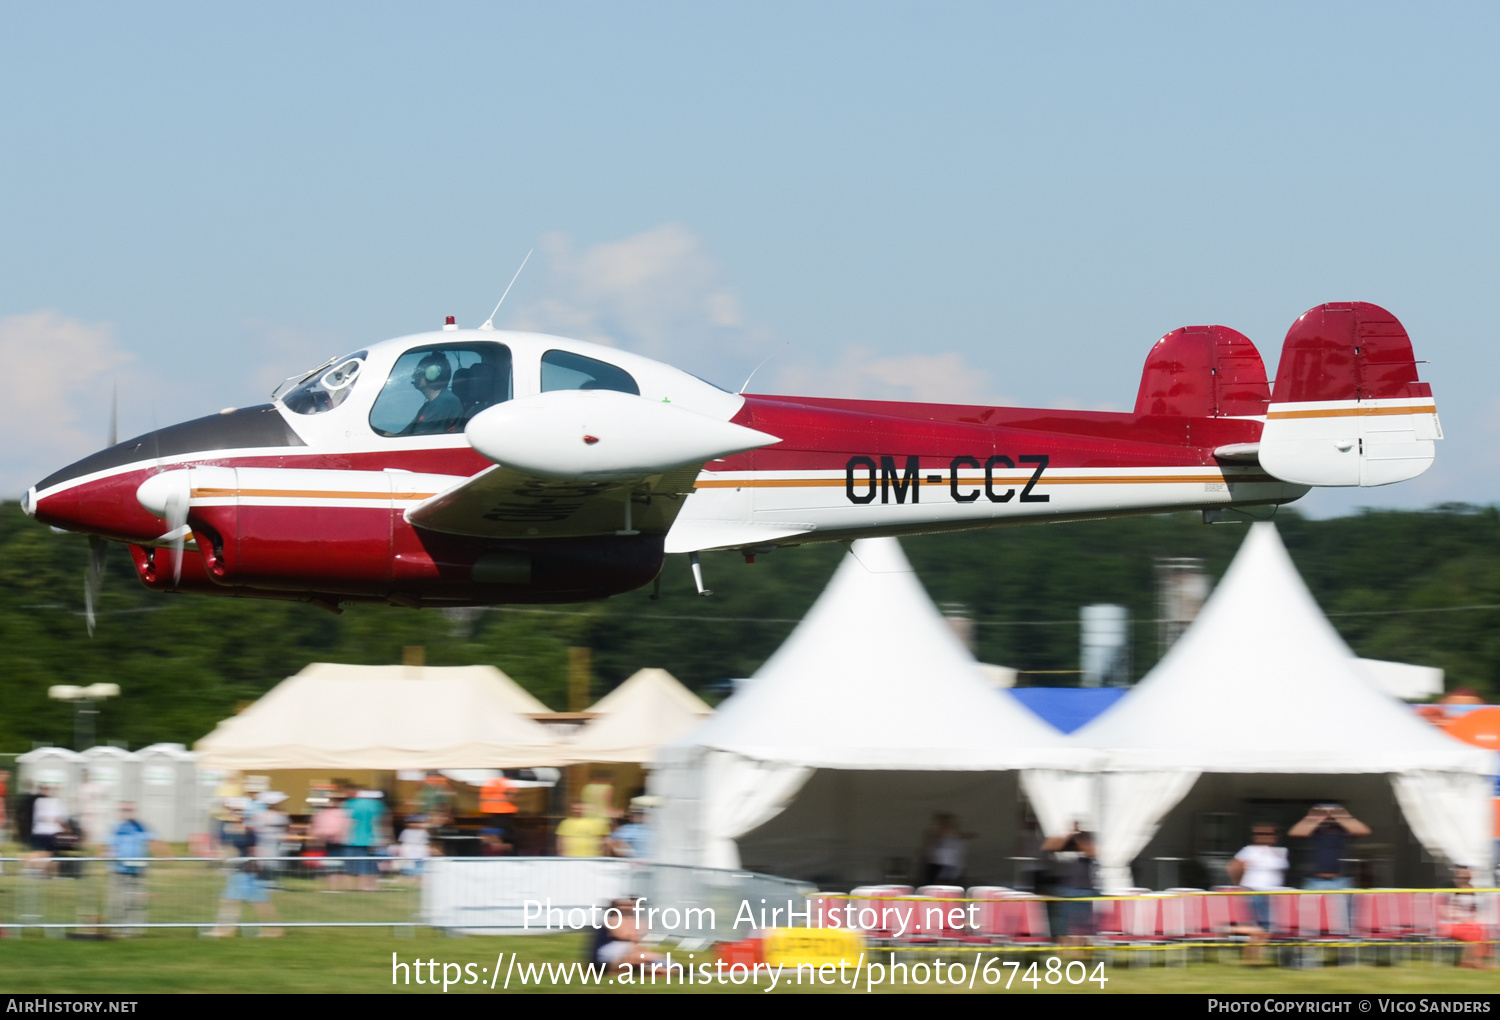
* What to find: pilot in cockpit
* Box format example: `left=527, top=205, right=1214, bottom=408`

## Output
left=403, top=353, right=464, bottom=435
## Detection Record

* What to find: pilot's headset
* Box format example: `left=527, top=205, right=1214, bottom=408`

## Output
left=411, top=353, right=452, bottom=391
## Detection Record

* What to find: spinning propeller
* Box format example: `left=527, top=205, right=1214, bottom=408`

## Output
left=135, top=469, right=191, bottom=585
left=159, top=480, right=190, bottom=585
left=84, top=535, right=106, bottom=637
left=84, top=388, right=118, bottom=636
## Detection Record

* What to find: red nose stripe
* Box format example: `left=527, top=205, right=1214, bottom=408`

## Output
left=583, top=435, right=600, bottom=445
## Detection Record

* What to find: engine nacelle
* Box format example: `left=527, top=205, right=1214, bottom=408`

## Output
left=465, top=389, right=778, bottom=481
left=133, top=465, right=665, bottom=602
left=137, top=467, right=442, bottom=594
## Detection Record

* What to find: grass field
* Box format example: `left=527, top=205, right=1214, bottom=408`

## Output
left=0, top=927, right=1495, bottom=994
left=0, top=858, right=420, bottom=929
left=2, top=860, right=1493, bottom=994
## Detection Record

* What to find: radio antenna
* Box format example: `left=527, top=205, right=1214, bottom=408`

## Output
left=739, top=343, right=786, bottom=394
left=480, top=250, right=533, bottom=330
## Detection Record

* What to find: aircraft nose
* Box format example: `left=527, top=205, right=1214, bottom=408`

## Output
left=29, top=468, right=171, bottom=543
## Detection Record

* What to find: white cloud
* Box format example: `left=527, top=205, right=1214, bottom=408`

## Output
left=0, top=310, right=134, bottom=496
left=238, top=320, right=355, bottom=401
left=505, top=224, right=767, bottom=388
left=503, top=223, right=1003, bottom=407
left=767, top=345, right=1000, bottom=405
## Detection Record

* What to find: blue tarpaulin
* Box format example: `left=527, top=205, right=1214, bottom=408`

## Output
left=1006, top=687, right=1128, bottom=734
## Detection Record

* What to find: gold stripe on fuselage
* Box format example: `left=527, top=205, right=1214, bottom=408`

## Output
left=1265, top=403, right=1435, bottom=420
left=191, top=488, right=438, bottom=501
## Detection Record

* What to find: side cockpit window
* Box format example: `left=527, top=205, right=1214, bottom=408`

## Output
left=540, top=349, right=639, bottom=395
left=278, top=352, right=368, bottom=415
left=369, top=342, right=513, bottom=437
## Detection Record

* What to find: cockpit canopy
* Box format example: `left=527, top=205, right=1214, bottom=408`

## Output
left=271, top=328, right=723, bottom=445
left=277, top=341, right=519, bottom=437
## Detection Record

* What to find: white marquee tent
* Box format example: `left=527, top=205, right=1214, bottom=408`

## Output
left=1075, top=523, right=1497, bottom=890
left=652, top=538, right=1098, bottom=884
left=556, top=668, right=714, bottom=764
left=196, top=663, right=560, bottom=770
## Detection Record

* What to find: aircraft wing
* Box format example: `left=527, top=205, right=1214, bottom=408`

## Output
left=407, top=389, right=779, bottom=540
left=404, top=463, right=702, bottom=540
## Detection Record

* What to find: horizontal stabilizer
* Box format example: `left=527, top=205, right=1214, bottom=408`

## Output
left=664, top=519, right=816, bottom=555
left=1259, top=303, right=1440, bottom=487
left=1212, top=443, right=1260, bottom=463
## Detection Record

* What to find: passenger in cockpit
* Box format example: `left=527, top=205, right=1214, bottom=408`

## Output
left=404, top=353, right=464, bottom=435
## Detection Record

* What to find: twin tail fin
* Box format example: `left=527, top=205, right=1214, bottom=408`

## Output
left=1134, top=302, right=1440, bottom=487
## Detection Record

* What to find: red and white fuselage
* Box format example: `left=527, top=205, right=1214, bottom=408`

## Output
left=25, top=302, right=1439, bottom=610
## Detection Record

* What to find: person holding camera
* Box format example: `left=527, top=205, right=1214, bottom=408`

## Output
left=1288, top=803, right=1370, bottom=890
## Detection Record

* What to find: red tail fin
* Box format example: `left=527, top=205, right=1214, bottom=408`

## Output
left=1259, top=302, right=1440, bottom=487
left=1271, top=302, right=1430, bottom=403
left=1134, top=325, right=1269, bottom=417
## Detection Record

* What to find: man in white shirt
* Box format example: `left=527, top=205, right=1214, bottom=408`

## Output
left=29, top=785, right=70, bottom=877
left=396, top=820, right=430, bottom=884
left=1227, top=824, right=1288, bottom=961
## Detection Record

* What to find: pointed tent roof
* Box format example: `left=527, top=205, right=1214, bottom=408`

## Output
left=1076, top=523, right=1493, bottom=774
left=587, top=668, right=713, bottom=719
left=196, top=663, right=559, bottom=770
left=558, top=669, right=714, bottom=763
left=295, top=662, right=551, bottom=714
left=675, top=537, right=1090, bottom=769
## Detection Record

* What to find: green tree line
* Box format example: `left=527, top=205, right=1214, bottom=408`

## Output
left=1, top=501, right=1496, bottom=751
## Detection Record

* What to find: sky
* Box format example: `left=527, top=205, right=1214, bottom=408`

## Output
left=2, top=2, right=1498, bottom=516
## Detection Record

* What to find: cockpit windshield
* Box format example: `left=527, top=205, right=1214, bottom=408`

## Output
left=277, top=352, right=368, bottom=415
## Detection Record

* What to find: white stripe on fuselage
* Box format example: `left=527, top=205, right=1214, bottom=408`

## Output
left=35, top=447, right=1309, bottom=542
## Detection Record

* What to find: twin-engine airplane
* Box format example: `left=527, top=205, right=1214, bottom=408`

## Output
left=25, top=301, right=1441, bottom=621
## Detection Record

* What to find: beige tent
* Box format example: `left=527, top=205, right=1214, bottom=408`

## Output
left=196, top=663, right=560, bottom=770
left=557, top=668, right=714, bottom=764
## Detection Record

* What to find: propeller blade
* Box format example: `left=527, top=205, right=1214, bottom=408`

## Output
left=85, top=535, right=107, bottom=637
left=137, top=470, right=194, bottom=587
left=108, top=385, right=117, bottom=448
left=163, top=486, right=188, bottom=585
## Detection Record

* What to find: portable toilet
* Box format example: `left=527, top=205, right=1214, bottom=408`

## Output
left=137, top=743, right=201, bottom=842
left=17, top=747, right=85, bottom=813
left=79, top=746, right=142, bottom=846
